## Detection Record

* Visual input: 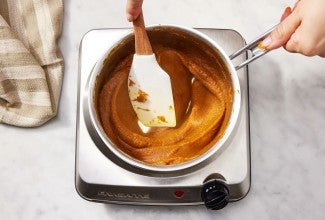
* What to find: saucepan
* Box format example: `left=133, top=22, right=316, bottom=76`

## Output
left=84, top=25, right=274, bottom=177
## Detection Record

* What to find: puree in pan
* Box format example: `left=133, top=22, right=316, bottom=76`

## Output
left=96, top=36, right=233, bottom=165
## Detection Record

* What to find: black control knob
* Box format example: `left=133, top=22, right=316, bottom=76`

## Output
left=201, top=179, right=229, bottom=210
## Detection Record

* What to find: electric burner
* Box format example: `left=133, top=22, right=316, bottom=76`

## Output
left=75, top=28, right=251, bottom=210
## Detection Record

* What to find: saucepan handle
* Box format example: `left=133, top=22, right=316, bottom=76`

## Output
left=229, top=25, right=277, bottom=70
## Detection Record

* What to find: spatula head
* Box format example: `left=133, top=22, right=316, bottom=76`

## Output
left=128, top=54, right=176, bottom=127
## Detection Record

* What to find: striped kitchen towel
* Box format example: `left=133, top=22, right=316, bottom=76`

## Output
left=0, top=0, right=64, bottom=127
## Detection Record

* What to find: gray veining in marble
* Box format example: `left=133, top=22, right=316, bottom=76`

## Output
left=1, top=0, right=325, bottom=219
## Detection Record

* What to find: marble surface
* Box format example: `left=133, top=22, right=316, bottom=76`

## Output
left=1, top=0, right=325, bottom=219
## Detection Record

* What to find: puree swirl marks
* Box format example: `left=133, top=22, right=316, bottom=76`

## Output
left=98, top=46, right=233, bottom=165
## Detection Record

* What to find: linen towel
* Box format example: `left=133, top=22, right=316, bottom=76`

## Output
left=0, top=0, right=63, bottom=127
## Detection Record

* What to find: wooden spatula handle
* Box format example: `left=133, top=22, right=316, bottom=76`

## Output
left=133, top=12, right=153, bottom=55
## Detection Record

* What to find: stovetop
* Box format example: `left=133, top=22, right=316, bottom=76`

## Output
left=75, top=28, right=251, bottom=208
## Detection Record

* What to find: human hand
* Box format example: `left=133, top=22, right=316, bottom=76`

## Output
left=126, top=0, right=143, bottom=22
left=260, top=0, right=325, bottom=57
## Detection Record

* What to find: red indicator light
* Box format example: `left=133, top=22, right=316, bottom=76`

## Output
left=174, top=190, right=185, bottom=198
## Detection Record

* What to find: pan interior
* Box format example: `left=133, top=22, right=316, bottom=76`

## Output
left=92, top=26, right=235, bottom=167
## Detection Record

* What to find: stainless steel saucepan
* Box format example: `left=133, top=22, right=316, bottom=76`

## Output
left=84, top=25, right=274, bottom=177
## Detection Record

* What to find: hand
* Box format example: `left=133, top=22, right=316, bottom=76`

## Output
left=126, top=0, right=143, bottom=22
left=260, top=0, right=325, bottom=57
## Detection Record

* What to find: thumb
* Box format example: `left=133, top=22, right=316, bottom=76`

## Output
left=260, top=7, right=301, bottom=50
left=280, top=6, right=292, bottom=22
left=126, top=0, right=143, bottom=22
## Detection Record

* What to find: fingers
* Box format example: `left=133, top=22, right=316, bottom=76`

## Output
left=126, top=0, right=143, bottom=22
left=283, top=0, right=325, bottom=57
left=260, top=9, right=301, bottom=50
left=261, top=0, right=325, bottom=57
left=284, top=24, right=319, bottom=56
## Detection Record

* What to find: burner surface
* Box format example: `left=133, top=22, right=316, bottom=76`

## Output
left=75, top=28, right=251, bottom=207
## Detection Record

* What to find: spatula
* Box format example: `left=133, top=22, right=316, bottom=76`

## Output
left=128, top=12, right=176, bottom=127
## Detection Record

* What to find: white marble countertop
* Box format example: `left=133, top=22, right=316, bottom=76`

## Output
left=1, top=0, right=325, bottom=219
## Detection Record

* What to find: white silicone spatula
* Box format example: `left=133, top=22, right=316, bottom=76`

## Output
left=128, top=12, right=176, bottom=127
